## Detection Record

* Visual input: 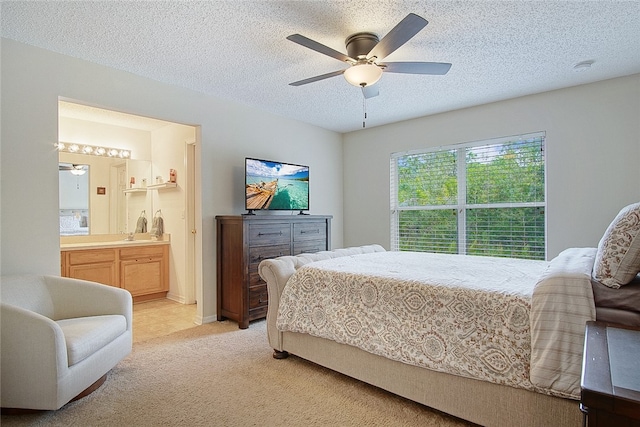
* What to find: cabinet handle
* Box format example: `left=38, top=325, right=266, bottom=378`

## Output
left=258, top=231, right=283, bottom=236
left=253, top=252, right=285, bottom=262
left=301, top=229, right=320, bottom=234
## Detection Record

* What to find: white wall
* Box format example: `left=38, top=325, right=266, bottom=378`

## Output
left=151, top=123, right=195, bottom=304
left=343, top=74, right=640, bottom=259
left=59, top=115, right=153, bottom=161
left=0, top=39, right=344, bottom=323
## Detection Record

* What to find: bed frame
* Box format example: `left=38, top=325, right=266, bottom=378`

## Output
left=258, top=245, right=583, bottom=427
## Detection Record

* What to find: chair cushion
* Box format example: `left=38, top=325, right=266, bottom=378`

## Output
left=56, top=315, right=127, bottom=366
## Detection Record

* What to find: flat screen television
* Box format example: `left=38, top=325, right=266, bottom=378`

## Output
left=245, top=157, right=309, bottom=214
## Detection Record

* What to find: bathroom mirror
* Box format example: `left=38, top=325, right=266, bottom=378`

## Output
left=59, top=153, right=152, bottom=235
left=59, top=163, right=90, bottom=235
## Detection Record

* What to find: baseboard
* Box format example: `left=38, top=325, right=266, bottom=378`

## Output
left=166, top=293, right=185, bottom=304
left=166, top=292, right=196, bottom=305
left=200, top=314, right=218, bottom=324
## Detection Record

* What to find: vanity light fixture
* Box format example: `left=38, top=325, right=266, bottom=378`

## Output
left=56, top=142, right=131, bottom=158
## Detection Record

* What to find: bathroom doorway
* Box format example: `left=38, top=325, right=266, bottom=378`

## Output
left=58, top=99, right=202, bottom=323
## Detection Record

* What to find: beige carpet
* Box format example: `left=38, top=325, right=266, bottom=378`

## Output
left=1, top=320, right=472, bottom=427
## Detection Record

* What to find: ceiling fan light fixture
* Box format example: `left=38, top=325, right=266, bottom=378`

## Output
left=343, top=63, right=382, bottom=88
left=70, top=165, right=86, bottom=176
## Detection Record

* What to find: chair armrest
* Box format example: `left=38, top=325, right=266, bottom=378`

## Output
left=44, top=276, right=132, bottom=330
left=1, top=303, right=68, bottom=388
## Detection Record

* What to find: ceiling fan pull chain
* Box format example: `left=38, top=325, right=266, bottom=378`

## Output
left=362, top=93, right=367, bottom=128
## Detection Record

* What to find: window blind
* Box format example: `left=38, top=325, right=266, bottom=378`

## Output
left=391, top=132, right=546, bottom=260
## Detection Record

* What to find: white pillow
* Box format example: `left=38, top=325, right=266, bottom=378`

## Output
left=593, top=202, right=640, bottom=288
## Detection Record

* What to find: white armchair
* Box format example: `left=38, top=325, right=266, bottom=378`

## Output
left=1, top=275, right=132, bottom=411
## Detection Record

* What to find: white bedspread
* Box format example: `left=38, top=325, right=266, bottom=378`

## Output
left=277, top=249, right=596, bottom=399
left=277, top=251, right=548, bottom=393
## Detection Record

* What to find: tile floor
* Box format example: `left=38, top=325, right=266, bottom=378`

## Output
left=132, top=299, right=198, bottom=343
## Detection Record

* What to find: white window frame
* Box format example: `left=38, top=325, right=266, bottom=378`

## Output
left=390, top=131, right=547, bottom=260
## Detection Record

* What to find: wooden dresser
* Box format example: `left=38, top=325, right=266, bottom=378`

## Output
left=216, top=215, right=332, bottom=329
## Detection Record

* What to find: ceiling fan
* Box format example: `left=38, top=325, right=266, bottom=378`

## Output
left=287, top=13, right=451, bottom=99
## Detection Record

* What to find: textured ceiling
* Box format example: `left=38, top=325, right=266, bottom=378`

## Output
left=3, top=1, right=640, bottom=133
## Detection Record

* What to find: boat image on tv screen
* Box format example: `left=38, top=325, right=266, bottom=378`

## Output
left=245, top=158, right=309, bottom=211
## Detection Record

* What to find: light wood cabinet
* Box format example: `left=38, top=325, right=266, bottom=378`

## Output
left=66, top=249, right=117, bottom=287
left=61, top=243, right=169, bottom=303
left=119, top=245, right=169, bottom=302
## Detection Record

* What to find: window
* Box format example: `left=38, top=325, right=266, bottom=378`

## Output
left=390, top=132, right=546, bottom=260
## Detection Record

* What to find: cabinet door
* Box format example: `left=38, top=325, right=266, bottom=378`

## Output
left=64, top=249, right=118, bottom=287
left=120, top=257, right=166, bottom=297
left=119, top=245, right=169, bottom=297
left=68, top=262, right=118, bottom=287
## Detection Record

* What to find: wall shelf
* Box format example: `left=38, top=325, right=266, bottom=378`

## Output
left=123, top=188, right=147, bottom=194
left=147, top=182, right=177, bottom=190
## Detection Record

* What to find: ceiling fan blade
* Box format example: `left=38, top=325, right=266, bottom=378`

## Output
left=366, top=13, right=428, bottom=61
left=381, top=61, right=451, bottom=75
left=362, top=85, right=379, bottom=99
left=289, top=69, right=346, bottom=86
left=287, top=34, right=355, bottom=63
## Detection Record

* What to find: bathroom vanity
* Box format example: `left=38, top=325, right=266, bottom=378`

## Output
left=61, top=235, right=170, bottom=303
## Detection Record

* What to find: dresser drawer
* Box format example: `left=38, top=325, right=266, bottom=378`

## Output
left=248, top=223, right=291, bottom=246
left=248, top=305, right=268, bottom=321
left=249, top=284, right=268, bottom=309
left=293, top=221, right=327, bottom=242
left=248, top=244, right=290, bottom=265
left=293, top=240, right=326, bottom=255
left=249, top=271, right=264, bottom=287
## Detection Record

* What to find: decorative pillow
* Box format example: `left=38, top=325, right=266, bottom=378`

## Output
left=593, top=202, right=640, bottom=288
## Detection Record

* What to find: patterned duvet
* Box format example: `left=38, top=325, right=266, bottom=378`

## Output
left=276, top=249, right=596, bottom=398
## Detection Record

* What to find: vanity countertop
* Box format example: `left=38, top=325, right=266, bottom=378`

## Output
left=60, top=234, right=170, bottom=251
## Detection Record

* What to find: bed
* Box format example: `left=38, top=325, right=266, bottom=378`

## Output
left=59, top=209, right=89, bottom=235
left=258, top=202, right=640, bottom=427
